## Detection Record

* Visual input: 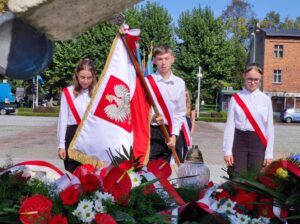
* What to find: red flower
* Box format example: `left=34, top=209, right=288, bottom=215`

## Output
left=143, top=184, right=156, bottom=195
left=73, top=164, right=95, bottom=179
left=147, top=159, right=171, bottom=179
left=258, top=176, right=277, bottom=189
left=99, top=166, right=110, bottom=180
left=216, top=189, right=231, bottom=200
left=233, top=189, right=257, bottom=211
left=19, top=194, right=52, bottom=224
left=59, top=185, right=80, bottom=205
left=207, top=181, right=214, bottom=188
left=103, top=166, right=131, bottom=205
left=48, top=214, right=68, bottom=224
left=280, top=208, right=289, bottom=219
left=81, top=173, right=100, bottom=192
left=257, top=198, right=275, bottom=218
left=119, top=160, right=134, bottom=171
left=95, top=213, right=117, bottom=224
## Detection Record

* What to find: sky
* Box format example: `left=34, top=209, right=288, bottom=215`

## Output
left=139, top=0, right=300, bottom=23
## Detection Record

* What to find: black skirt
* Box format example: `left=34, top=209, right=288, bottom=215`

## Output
left=64, top=125, right=82, bottom=173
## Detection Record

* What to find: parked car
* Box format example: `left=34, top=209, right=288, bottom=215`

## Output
left=0, top=104, right=16, bottom=115
left=280, top=108, right=300, bottom=123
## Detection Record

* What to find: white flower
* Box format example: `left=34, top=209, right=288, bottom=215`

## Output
left=94, top=199, right=105, bottom=213
left=72, top=199, right=95, bottom=223
left=79, top=210, right=95, bottom=223
left=251, top=218, right=261, bottom=224
left=236, top=213, right=251, bottom=224
left=227, top=214, right=241, bottom=224
left=76, top=199, right=94, bottom=211
left=217, top=199, right=237, bottom=214
left=260, top=216, right=271, bottom=224
left=129, top=172, right=142, bottom=188
left=94, top=191, right=115, bottom=202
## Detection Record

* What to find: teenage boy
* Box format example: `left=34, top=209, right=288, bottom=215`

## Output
left=147, top=45, right=186, bottom=162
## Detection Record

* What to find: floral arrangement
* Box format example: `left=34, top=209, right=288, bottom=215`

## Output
left=1, top=154, right=299, bottom=224
left=0, top=158, right=180, bottom=224
left=197, top=154, right=300, bottom=224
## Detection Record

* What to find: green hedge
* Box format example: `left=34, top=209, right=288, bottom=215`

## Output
left=199, top=117, right=227, bottom=122
left=17, top=107, right=59, bottom=117
left=198, top=111, right=227, bottom=122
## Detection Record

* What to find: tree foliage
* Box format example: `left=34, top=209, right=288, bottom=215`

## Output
left=221, top=0, right=256, bottom=43
left=124, top=1, right=175, bottom=54
left=260, top=11, right=280, bottom=28
left=260, top=11, right=300, bottom=29
left=175, top=6, right=237, bottom=103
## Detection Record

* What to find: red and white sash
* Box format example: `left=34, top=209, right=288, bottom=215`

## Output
left=233, top=94, right=267, bottom=147
left=182, top=117, right=192, bottom=147
left=147, top=75, right=191, bottom=147
left=63, top=87, right=81, bottom=125
left=147, top=75, right=173, bottom=133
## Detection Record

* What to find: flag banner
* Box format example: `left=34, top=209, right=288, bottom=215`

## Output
left=144, top=49, right=153, bottom=77
left=69, top=30, right=151, bottom=167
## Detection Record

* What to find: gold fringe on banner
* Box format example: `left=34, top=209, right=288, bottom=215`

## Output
left=68, top=35, right=119, bottom=168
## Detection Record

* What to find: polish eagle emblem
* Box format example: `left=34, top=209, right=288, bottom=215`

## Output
left=104, top=84, right=130, bottom=123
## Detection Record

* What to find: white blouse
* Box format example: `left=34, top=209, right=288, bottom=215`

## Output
left=222, top=88, right=274, bottom=159
left=57, top=86, right=91, bottom=149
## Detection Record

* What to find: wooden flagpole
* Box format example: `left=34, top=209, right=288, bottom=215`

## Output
left=119, top=29, right=181, bottom=166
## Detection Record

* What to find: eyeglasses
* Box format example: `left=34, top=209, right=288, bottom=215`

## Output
left=246, top=78, right=260, bottom=83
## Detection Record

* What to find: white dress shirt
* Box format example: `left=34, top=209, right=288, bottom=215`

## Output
left=57, top=85, right=91, bottom=149
left=151, top=72, right=186, bottom=136
left=223, top=88, right=274, bottom=159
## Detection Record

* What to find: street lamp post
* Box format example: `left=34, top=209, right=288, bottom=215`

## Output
left=196, top=66, right=203, bottom=118
left=251, top=32, right=256, bottom=63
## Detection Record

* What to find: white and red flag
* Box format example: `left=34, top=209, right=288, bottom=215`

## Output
left=69, top=29, right=151, bottom=167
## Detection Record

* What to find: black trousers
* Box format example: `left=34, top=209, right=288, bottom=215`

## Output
left=232, top=129, right=265, bottom=173
left=64, top=125, right=82, bottom=173
left=150, top=125, right=185, bottom=163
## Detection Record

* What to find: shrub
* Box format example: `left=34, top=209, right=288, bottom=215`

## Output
left=199, top=117, right=227, bottom=122
left=33, top=106, right=57, bottom=113
left=211, top=112, right=223, bottom=118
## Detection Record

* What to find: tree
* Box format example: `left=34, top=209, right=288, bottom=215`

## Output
left=260, top=11, right=281, bottom=28
left=220, top=0, right=254, bottom=90
left=124, top=1, right=175, bottom=54
left=221, top=0, right=256, bottom=43
left=295, top=17, right=300, bottom=29
left=280, top=17, right=295, bottom=29
left=43, top=22, right=118, bottom=98
left=175, top=6, right=237, bottom=104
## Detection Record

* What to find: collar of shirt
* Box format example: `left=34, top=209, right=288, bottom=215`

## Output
left=241, top=87, right=260, bottom=96
left=155, top=72, right=175, bottom=84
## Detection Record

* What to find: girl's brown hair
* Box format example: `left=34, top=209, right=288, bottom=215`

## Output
left=73, top=58, right=97, bottom=98
left=186, top=89, right=191, bottom=118
left=244, top=63, right=263, bottom=75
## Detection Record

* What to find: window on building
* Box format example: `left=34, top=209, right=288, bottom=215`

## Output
left=274, top=45, right=283, bottom=58
left=273, top=70, right=282, bottom=83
